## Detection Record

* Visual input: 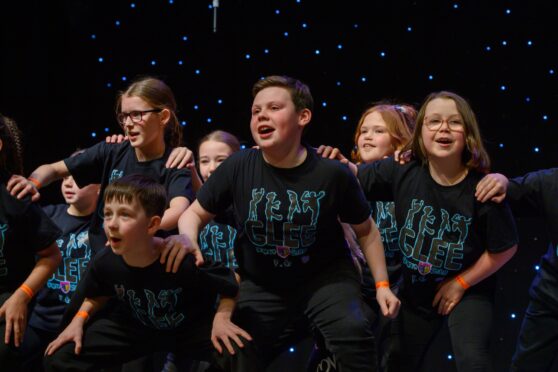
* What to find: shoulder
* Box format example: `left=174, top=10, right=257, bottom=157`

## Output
left=0, top=184, right=34, bottom=219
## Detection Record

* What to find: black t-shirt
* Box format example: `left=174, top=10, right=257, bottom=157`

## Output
left=82, top=248, right=238, bottom=331
left=29, top=204, right=92, bottom=332
left=361, top=200, right=403, bottom=302
left=64, top=141, right=194, bottom=254
left=0, top=175, right=61, bottom=294
left=199, top=208, right=238, bottom=269
left=358, top=158, right=518, bottom=307
left=507, top=168, right=558, bottom=307
left=196, top=146, right=370, bottom=289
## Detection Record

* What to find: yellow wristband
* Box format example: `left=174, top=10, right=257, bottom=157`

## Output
left=19, top=284, right=34, bottom=299
left=75, top=310, right=90, bottom=321
left=455, top=275, right=470, bottom=290
left=28, top=177, right=42, bottom=189
left=375, top=281, right=390, bottom=289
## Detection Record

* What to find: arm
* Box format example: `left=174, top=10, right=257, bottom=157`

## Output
left=44, top=297, right=109, bottom=356
left=351, top=217, right=400, bottom=318
left=160, top=196, right=191, bottom=231
left=433, top=246, right=517, bottom=315
left=7, top=161, right=70, bottom=200
left=0, top=242, right=61, bottom=347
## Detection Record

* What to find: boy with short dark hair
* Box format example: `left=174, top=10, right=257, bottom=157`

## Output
left=177, top=75, right=400, bottom=371
left=44, top=174, right=244, bottom=371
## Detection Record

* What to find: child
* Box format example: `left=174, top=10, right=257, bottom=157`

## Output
left=312, top=103, right=415, bottom=372
left=475, top=169, right=558, bottom=371
left=197, top=130, right=241, bottom=269
left=43, top=174, right=245, bottom=371
left=0, top=114, right=62, bottom=369
left=20, top=150, right=100, bottom=369
left=356, top=91, right=518, bottom=371
left=7, top=77, right=195, bottom=263
left=176, top=75, right=400, bottom=371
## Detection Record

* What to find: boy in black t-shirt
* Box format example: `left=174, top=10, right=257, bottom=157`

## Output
left=43, top=175, right=244, bottom=371
left=177, top=76, right=400, bottom=371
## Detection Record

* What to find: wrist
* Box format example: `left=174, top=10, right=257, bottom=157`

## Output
left=375, top=280, right=390, bottom=289
left=73, top=310, right=90, bottom=324
left=27, top=177, right=42, bottom=189
left=455, top=275, right=470, bottom=290
left=18, top=284, right=34, bottom=303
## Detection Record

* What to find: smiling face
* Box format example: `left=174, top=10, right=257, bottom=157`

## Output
left=421, top=98, right=466, bottom=163
left=198, top=140, right=235, bottom=181
left=357, top=111, right=395, bottom=163
left=250, top=86, right=310, bottom=153
left=103, top=197, right=156, bottom=257
left=120, top=95, right=167, bottom=151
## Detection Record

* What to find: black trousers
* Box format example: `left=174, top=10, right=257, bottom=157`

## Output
left=399, top=293, right=493, bottom=372
left=216, top=258, right=377, bottom=372
left=43, top=315, right=215, bottom=372
left=511, top=295, right=558, bottom=372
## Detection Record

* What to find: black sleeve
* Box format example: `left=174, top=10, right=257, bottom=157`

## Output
left=337, top=165, right=371, bottom=224
left=196, top=260, right=239, bottom=298
left=166, top=167, right=195, bottom=204
left=196, top=153, right=237, bottom=215
left=357, top=157, right=396, bottom=201
left=64, top=141, right=111, bottom=188
left=477, top=201, right=518, bottom=253
left=507, top=169, right=556, bottom=218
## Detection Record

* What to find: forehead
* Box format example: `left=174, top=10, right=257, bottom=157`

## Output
left=104, top=196, right=139, bottom=210
left=362, top=111, right=387, bottom=127
left=120, top=95, right=151, bottom=111
left=252, top=86, right=293, bottom=106
left=425, top=98, right=460, bottom=116
left=199, top=140, right=233, bottom=156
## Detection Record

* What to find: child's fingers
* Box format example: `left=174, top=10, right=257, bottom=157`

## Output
left=172, top=248, right=186, bottom=273
left=165, top=247, right=179, bottom=273
left=211, top=336, right=223, bottom=354
left=4, top=319, right=12, bottom=344
left=75, top=338, right=82, bottom=355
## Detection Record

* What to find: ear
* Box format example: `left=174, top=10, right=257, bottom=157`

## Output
left=159, top=109, right=171, bottom=127
left=298, top=108, right=312, bottom=128
left=147, top=215, right=162, bottom=235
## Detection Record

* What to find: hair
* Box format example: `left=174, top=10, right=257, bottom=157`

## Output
left=116, top=77, right=183, bottom=148
left=104, top=174, right=166, bottom=217
left=351, top=104, right=416, bottom=163
left=198, top=130, right=241, bottom=154
left=404, top=91, right=490, bottom=173
left=252, top=75, right=314, bottom=112
left=0, top=113, right=24, bottom=176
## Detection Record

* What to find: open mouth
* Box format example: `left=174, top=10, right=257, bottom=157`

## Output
left=109, top=236, right=122, bottom=244
left=258, top=125, right=274, bottom=134
left=362, top=143, right=375, bottom=149
left=435, top=138, right=453, bottom=144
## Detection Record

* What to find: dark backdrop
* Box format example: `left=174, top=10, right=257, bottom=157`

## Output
left=1, top=1, right=557, bottom=370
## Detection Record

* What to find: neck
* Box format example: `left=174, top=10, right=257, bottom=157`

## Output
left=121, top=238, right=160, bottom=268
left=135, top=140, right=166, bottom=162
left=428, top=157, right=468, bottom=186
left=67, top=202, right=96, bottom=217
left=262, top=144, right=307, bottom=168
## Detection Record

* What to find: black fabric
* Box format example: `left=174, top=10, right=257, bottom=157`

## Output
left=0, top=175, right=61, bottom=293
left=358, top=158, right=518, bottom=308
left=196, top=146, right=370, bottom=290
left=29, top=204, right=92, bottom=333
left=199, top=207, right=238, bottom=269
left=507, top=168, right=558, bottom=308
left=64, top=141, right=194, bottom=253
left=81, top=247, right=238, bottom=331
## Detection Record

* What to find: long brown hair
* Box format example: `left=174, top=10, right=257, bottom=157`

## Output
left=404, top=91, right=490, bottom=173
left=0, top=114, right=24, bottom=176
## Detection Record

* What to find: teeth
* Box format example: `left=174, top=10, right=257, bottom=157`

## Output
left=258, top=126, right=273, bottom=134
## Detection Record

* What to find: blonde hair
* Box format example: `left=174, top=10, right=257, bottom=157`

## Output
left=351, top=104, right=415, bottom=163
left=198, top=130, right=241, bottom=154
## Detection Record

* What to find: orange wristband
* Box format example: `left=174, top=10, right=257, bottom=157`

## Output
left=375, top=281, right=390, bottom=289
left=75, top=310, right=89, bottom=321
left=455, top=275, right=470, bottom=290
left=19, top=284, right=34, bottom=299
left=27, top=177, right=42, bottom=189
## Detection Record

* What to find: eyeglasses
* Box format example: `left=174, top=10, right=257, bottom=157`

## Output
left=424, top=117, right=464, bottom=131
left=117, top=109, right=162, bottom=126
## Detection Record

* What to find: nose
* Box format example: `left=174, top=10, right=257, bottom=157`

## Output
left=208, top=161, right=217, bottom=174
left=438, top=120, right=451, bottom=132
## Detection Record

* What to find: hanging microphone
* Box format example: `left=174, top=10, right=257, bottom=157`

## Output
left=213, top=0, right=219, bottom=33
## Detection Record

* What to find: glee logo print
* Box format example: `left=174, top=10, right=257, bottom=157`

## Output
left=244, top=188, right=325, bottom=268
left=399, top=199, right=471, bottom=277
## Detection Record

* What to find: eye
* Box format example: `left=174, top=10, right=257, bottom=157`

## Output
left=251, top=108, right=261, bottom=115
left=374, top=128, right=386, bottom=134
left=103, top=211, right=112, bottom=218
left=199, top=159, right=209, bottom=165
left=449, top=119, right=463, bottom=126
left=130, top=111, right=142, bottom=120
